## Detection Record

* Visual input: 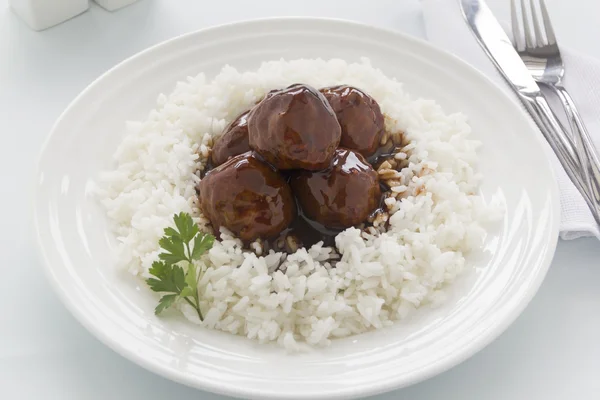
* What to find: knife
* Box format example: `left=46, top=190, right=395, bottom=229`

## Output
left=459, top=0, right=599, bottom=214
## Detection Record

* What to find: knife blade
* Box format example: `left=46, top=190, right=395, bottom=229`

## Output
left=459, top=0, right=598, bottom=213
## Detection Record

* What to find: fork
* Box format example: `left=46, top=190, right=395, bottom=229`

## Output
left=511, top=0, right=600, bottom=224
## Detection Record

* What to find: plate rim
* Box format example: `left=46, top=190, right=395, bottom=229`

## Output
left=33, top=16, right=560, bottom=400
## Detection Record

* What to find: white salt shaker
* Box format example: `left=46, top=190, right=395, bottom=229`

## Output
left=9, top=0, right=89, bottom=31
left=93, top=0, right=138, bottom=11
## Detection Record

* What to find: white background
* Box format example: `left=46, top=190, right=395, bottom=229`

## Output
left=1, top=0, right=599, bottom=399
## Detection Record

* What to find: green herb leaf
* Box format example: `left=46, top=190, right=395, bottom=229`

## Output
left=155, top=294, right=178, bottom=315
left=185, top=263, right=200, bottom=306
left=180, top=287, right=194, bottom=298
left=171, top=265, right=186, bottom=292
left=185, top=263, right=198, bottom=291
left=146, top=261, right=186, bottom=293
left=191, top=233, right=215, bottom=260
left=163, top=227, right=180, bottom=240
left=148, top=260, right=170, bottom=281
left=158, top=235, right=188, bottom=264
left=147, top=212, right=215, bottom=321
left=147, top=261, right=177, bottom=292
left=173, top=212, right=199, bottom=243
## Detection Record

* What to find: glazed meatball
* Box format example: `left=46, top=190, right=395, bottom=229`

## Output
left=320, top=85, right=385, bottom=157
left=248, top=84, right=341, bottom=170
left=197, top=152, right=296, bottom=242
left=290, top=149, right=381, bottom=229
left=211, top=110, right=251, bottom=166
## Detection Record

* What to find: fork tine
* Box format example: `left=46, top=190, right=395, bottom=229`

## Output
left=539, top=0, right=557, bottom=45
left=530, top=0, right=546, bottom=46
left=510, top=0, right=524, bottom=50
left=520, top=0, right=534, bottom=49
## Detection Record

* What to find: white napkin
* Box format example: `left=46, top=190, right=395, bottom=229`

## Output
left=422, top=0, right=600, bottom=240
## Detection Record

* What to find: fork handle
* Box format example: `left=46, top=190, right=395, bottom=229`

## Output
left=550, top=84, right=600, bottom=208
left=519, top=93, right=600, bottom=226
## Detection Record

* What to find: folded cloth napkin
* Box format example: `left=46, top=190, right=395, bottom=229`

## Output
left=422, top=0, right=600, bottom=240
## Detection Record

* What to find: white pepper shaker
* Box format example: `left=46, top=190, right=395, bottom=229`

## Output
left=9, top=0, right=89, bottom=31
left=93, top=0, right=138, bottom=11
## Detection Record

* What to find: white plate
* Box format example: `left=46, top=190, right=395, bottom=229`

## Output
left=33, top=18, right=559, bottom=400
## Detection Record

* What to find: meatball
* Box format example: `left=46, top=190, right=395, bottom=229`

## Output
left=211, top=110, right=251, bottom=166
left=290, top=149, right=381, bottom=229
left=320, top=85, right=385, bottom=157
left=197, top=152, right=296, bottom=242
left=248, top=84, right=341, bottom=170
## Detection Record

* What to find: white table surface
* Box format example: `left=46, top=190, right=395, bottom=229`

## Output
left=2, top=0, right=599, bottom=399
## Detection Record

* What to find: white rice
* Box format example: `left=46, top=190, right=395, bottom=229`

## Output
left=97, top=58, right=501, bottom=350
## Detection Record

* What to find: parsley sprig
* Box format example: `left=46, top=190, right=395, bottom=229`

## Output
left=146, top=212, right=214, bottom=320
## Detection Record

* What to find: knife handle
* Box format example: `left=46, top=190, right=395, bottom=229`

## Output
left=551, top=84, right=600, bottom=209
left=519, top=93, right=600, bottom=225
